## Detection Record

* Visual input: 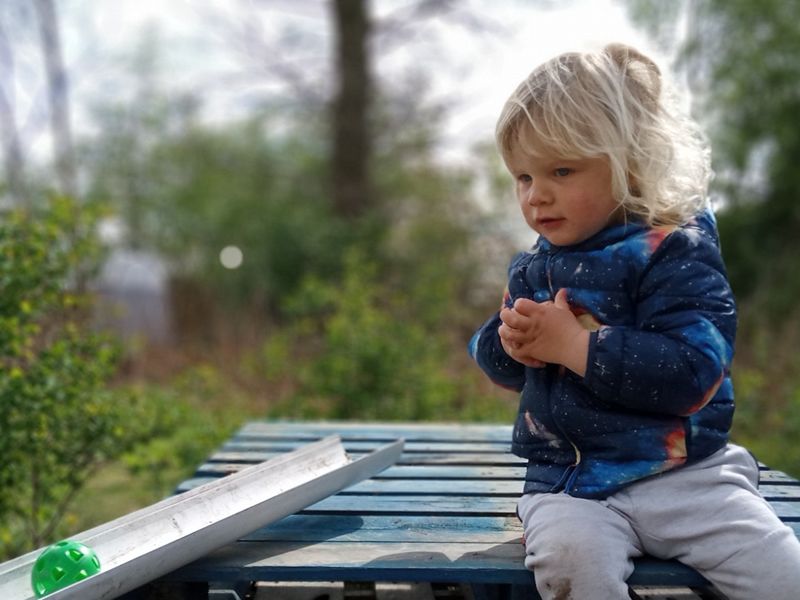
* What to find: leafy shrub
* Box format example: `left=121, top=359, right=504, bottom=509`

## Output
left=120, top=366, right=247, bottom=497
left=0, top=199, right=159, bottom=558
left=270, top=248, right=511, bottom=422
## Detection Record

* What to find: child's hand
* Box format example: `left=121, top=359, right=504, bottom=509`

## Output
left=499, top=335, right=547, bottom=368
left=498, top=289, right=590, bottom=376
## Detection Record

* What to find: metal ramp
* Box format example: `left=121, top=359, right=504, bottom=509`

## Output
left=0, top=435, right=404, bottom=600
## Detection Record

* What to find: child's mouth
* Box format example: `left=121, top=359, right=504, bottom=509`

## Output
left=537, top=217, right=565, bottom=228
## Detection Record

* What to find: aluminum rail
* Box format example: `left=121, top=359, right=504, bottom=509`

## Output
left=0, top=435, right=404, bottom=600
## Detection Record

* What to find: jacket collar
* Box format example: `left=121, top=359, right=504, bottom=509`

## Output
left=534, top=219, right=649, bottom=255
left=532, top=207, right=718, bottom=254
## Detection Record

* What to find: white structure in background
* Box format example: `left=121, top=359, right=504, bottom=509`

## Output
left=91, top=216, right=172, bottom=344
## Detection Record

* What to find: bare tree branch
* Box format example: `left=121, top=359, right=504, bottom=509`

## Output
left=33, top=0, right=77, bottom=198
left=0, top=18, right=27, bottom=205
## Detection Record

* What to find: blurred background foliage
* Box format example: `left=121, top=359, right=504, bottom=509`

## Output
left=2, top=0, right=800, bottom=560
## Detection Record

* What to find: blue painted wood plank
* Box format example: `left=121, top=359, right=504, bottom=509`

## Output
left=193, top=463, right=528, bottom=480
left=761, top=470, right=800, bottom=484
left=243, top=515, right=523, bottom=544
left=759, top=484, right=800, bottom=499
left=168, top=540, right=709, bottom=588
left=223, top=440, right=512, bottom=453
left=170, top=539, right=536, bottom=585
left=300, top=494, right=800, bottom=520
left=176, top=475, right=800, bottom=513
left=206, top=450, right=527, bottom=466
left=302, top=495, right=515, bottom=516
left=175, top=477, right=525, bottom=497
left=245, top=513, right=800, bottom=544
left=239, top=421, right=512, bottom=442
left=769, top=501, right=800, bottom=520
left=339, top=479, right=520, bottom=496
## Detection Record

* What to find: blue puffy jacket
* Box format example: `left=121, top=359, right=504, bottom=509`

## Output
left=469, top=210, right=736, bottom=499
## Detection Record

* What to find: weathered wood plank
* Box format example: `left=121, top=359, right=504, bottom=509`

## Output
left=768, top=501, right=800, bottom=520
left=168, top=540, right=709, bottom=588
left=759, top=484, right=800, bottom=499
left=175, top=477, right=525, bottom=497
left=171, top=539, right=533, bottom=584
left=339, top=479, right=520, bottom=496
left=223, top=440, right=511, bottom=454
left=194, top=463, right=528, bottom=480
left=206, top=450, right=526, bottom=466
left=303, top=494, right=517, bottom=516
left=238, top=421, right=512, bottom=442
left=760, top=470, right=800, bottom=484
left=243, top=515, right=523, bottom=544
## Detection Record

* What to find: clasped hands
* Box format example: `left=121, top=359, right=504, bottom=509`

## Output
left=498, top=288, right=590, bottom=377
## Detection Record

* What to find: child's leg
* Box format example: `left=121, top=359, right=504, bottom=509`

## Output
left=517, top=492, right=643, bottom=600
left=615, top=444, right=800, bottom=600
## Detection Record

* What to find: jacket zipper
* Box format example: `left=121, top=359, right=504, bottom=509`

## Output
left=544, top=249, right=582, bottom=493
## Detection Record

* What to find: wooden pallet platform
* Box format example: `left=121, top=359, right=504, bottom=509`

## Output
left=164, top=421, right=800, bottom=599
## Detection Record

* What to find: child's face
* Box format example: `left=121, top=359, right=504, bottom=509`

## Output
left=504, top=143, right=622, bottom=246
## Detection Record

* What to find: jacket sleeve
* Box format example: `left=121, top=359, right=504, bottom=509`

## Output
left=468, top=252, right=533, bottom=392
left=468, top=311, right=525, bottom=392
left=583, top=226, right=736, bottom=416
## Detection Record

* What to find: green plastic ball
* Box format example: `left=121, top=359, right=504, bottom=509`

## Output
left=31, top=540, right=101, bottom=598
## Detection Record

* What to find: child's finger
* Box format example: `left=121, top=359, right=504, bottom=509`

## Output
left=512, top=297, right=540, bottom=315
left=554, top=288, right=570, bottom=309
left=500, top=307, right=528, bottom=329
left=499, top=323, right=529, bottom=344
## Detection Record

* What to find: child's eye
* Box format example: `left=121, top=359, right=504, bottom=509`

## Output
left=554, top=167, right=572, bottom=177
left=518, top=174, right=532, bottom=184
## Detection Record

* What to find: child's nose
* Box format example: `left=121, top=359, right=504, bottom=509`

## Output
left=526, top=179, right=550, bottom=205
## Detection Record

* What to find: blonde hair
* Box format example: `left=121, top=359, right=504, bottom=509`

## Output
left=496, top=43, right=711, bottom=226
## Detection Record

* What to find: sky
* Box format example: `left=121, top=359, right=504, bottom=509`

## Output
left=1, top=0, right=679, bottom=276
left=8, top=0, right=671, bottom=167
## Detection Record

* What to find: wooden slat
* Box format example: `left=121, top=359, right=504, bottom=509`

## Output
left=245, top=513, right=799, bottom=544
left=759, top=484, right=800, bottom=499
left=303, top=494, right=517, bottom=516
left=206, top=450, right=526, bottom=466
left=175, top=477, right=524, bottom=497
left=194, top=463, right=528, bottom=480
left=169, top=540, right=709, bottom=588
left=238, top=421, right=512, bottom=442
left=242, top=515, right=523, bottom=544
left=172, top=539, right=534, bottom=584
left=760, top=470, right=800, bottom=484
left=339, top=479, right=520, bottom=496
left=223, top=440, right=511, bottom=453
left=768, top=501, right=800, bottom=520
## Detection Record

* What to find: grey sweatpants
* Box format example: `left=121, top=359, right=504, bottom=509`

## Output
left=517, top=444, right=800, bottom=600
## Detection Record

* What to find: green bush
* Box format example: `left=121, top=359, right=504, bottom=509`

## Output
left=0, top=199, right=159, bottom=558
left=730, top=312, right=800, bottom=477
left=269, top=248, right=510, bottom=422
left=120, top=366, right=247, bottom=498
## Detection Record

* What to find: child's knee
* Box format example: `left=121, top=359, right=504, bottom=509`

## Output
left=524, top=541, right=630, bottom=600
left=526, top=535, right=613, bottom=573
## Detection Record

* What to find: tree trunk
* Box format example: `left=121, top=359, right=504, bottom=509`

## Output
left=33, top=0, right=77, bottom=198
left=331, top=0, right=372, bottom=220
left=0, top=19, right=27, bottom=205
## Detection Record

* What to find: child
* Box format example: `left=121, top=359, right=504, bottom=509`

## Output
left=469, top=43, right=800, bottom=599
